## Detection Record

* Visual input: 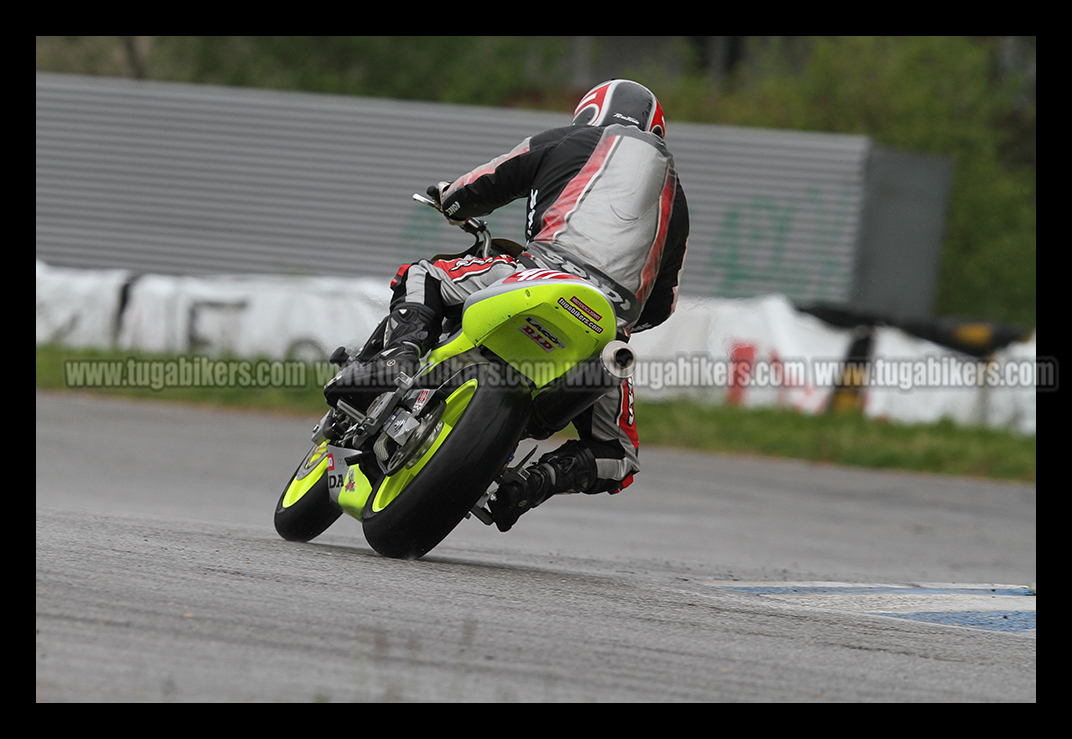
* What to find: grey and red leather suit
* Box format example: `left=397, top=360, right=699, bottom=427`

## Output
left=391, top=122, right=690, bottom=493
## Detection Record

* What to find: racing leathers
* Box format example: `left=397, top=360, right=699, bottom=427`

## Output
left=390, top=122, right=690, bottom=501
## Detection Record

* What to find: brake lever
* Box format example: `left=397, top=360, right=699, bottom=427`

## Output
left=412, top=192, right=486, bottom=236
left=412, top=192, right=440, bottom=210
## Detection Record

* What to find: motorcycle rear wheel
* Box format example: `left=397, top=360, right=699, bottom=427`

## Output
left=361, top=362, right=530, bottom=559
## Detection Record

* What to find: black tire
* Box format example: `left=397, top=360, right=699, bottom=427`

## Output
left=274, top=444, right=344, bottom=542
left=361, top=362, right=530, bottom=559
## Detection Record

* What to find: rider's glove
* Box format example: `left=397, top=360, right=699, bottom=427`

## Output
left=427, top=181, right=465, bottom=225
left=426, top=182, right=448, bottom=207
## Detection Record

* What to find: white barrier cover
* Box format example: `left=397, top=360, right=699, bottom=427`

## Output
left=36, top=260, right=132, bottom=349
left=862, top=327, right=1038, bottom=434
left=984, top=332, right=1037, bottom=436
left=863, top=327, right=987, bottom=427
left=36, top=262, right=1036, bottom=435
left=114, top=272, right=390, bottom=360
left=630, top=294, right=855, bottom=414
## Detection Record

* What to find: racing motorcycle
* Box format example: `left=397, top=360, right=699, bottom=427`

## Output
left=274, top=194, right=637, bottom=559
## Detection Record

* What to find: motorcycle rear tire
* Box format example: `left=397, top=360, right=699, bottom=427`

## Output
left=361, top=362, right=530, bottom=559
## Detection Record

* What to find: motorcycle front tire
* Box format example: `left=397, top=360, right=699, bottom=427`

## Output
left=274, top=444, right=343, bottom=542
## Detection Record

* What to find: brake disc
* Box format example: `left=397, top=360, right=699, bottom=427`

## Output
left=376, top=400, right=446, bottom=476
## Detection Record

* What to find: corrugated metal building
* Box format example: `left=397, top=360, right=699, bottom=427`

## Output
left=36, top=73, right=949, bottom=319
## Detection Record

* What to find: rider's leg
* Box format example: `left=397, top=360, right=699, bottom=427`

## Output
left=490, top=380, right=639, bottom=531
left=325, top=254, right=518, bottom=405
left=324, top=300, right=442, bottom=406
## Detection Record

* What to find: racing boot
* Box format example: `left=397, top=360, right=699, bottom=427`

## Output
left=324, top=302, right=441, bottom=407
left=489, top=442, right=598, bottom=532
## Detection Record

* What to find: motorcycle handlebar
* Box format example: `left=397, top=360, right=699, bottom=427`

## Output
left=412, top=192, right=492, bottom=257
left=411, top=192, right=487, bottom=236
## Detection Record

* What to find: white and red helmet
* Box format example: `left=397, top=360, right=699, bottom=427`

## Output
left=572, top=79, right=666, bottom=139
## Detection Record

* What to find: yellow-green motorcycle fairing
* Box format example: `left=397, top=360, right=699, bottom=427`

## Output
left=335, top=378, right=480, bottom=520
left=281, top=441, right=349, bottom=509
left=455, top=278, right=617, bottom=387
left=367, top=378, right=479, bottom=515
left=333, top=275, right=618, bottom=523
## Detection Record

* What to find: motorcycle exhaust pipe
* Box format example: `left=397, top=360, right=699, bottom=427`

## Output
left=528, top=340, right=637, bottom=439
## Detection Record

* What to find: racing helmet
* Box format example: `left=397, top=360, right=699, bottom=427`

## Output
left=572, top=79, right=666, bottom=139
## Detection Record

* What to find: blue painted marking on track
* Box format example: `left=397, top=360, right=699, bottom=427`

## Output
left=703, top=582, right=1036, bottom=633
left=877, top=610, right=1035, bottom=633
left=722, top=586, right=1032, bottom=597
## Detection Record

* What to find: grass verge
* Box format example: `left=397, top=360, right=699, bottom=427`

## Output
left=36, top=345, right=1035, bottom=484
left=636, top=399, right=1035, bottom=483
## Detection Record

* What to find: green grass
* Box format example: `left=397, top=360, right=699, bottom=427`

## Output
left=36, top=344, right=330, bottom=417
left=635, top=399, right=1035, bottom=483
left=36, top=345, right=1036, bottom=484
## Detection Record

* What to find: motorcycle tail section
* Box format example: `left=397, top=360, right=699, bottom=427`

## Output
left=459, top=271, right=618, bottom=387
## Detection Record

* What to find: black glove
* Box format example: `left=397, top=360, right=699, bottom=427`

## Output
left=428, top=181, right=452, bottom=207
left=427, top=181, right=465, bottom=225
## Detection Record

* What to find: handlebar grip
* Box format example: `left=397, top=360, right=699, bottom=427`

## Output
left=413, top=192, right=486, bottom=234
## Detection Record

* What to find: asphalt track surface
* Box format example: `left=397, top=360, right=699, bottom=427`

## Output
left=36, top=391, right=1036, bottom=702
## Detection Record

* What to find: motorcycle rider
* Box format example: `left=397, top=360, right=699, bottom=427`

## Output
left=329, top=79, right=689, bottom=532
